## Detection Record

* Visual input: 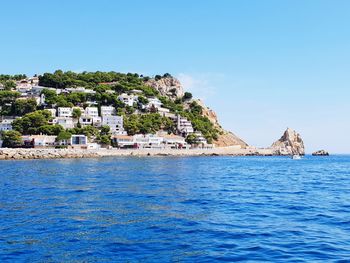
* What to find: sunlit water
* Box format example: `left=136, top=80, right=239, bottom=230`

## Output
left=1, top=155, right=350, bottom=262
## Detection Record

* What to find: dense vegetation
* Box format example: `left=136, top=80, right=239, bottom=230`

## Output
left=124, top=113, right=175, bottom=135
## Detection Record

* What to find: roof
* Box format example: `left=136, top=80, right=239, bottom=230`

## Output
left=163, top=134, right=185, bottom=140
left=112, top=135, right=133, bottom=140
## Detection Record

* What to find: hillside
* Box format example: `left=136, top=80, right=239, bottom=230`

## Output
left=0, top=70, right=247, bottom=148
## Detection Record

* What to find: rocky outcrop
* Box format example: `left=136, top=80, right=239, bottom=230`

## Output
left=195, top=99, right=248, bottom=148
left=312, top=150, right=329, bottom=156
left=271, top=128, right=305, bottom=155
left=145, top=77, right=184, bottom=100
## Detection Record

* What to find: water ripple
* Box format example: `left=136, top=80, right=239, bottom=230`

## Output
left=0, top=155, right=350, bottom=262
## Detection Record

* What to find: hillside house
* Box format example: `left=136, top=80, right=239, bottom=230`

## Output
left=100, top=106, right=116, bottom=116
left=58, top=107, right=73, bottom=117
left=84, top=107, right=99, bottom=118
left=176, top=115, right=194, bottom=136
left=0, top=119, right=14, bottom=131
left=101, top=115, right=125, bottom=134
left=118, top=93, right=138, bottom=107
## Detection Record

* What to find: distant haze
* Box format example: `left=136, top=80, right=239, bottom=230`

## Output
left=1, top=0, right=349, bottom=153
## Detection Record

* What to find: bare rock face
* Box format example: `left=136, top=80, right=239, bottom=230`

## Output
left=271, top=128, right=305, bottom=155
left=312, top=150, right=329, bottom=156
left=195, top=99, right=248, bottom=148
left=145, top=77, right=184, bottom=100
left=145, top=76, right=248, bottom=148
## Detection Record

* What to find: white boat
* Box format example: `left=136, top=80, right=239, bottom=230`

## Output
left=292, top=155, right=301, bottom=160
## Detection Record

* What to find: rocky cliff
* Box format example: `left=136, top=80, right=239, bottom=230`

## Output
left=271, top=128, right=305, bottom=155
left=145, top=76, right=248, bottom=148
left=145, top=77, right=184, bottom=100
left=195, top=99, right=248, bottom=148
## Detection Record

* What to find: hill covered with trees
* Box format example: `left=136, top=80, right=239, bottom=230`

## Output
left=0, top=70, right=238, bottom=147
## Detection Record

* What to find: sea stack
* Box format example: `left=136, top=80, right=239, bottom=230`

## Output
left=271, top=128, right=305, bottom=155
left=312, top=150, right=329, bottom=156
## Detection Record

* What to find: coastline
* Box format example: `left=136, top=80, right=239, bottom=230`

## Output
left=0, top=147, right=275, bottom=160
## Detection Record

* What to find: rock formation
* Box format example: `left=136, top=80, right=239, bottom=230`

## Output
left=145, top=76, right=248, bottom=148
left=145, top=77, right=184, bottom=100
left=312, top=150, right=329, bottom=156
left=195, top=99, right=248, bottom=148
left=271, top=128, right=305, bottom=155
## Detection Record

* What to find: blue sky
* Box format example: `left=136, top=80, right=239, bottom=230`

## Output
left=1, top=0, right=349, bottom=153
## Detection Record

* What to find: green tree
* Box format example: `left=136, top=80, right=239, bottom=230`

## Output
left=185, top=133, right=197, bottom=145
left=183, top=92, right=193, bottom=101
left=0, top=91, right=21, bottom=115
left=1, top=130, right=22, bottom=148
left=41, top=89, right=57, bottom=106
left=72, top=108, right=82, bottom=119
left=56, top=131, right=72, bottom=144
left=12, top=110, right=52, bottom=135
left=137, top=95, right=149, bottom=105
left=100, top=125, right=110, bottom=136
left=38, top=125, right=64, bottom=135
left=12, top=98, right=37, bottom=116
left=4, top=80, right=16, bottom=90
left=97, top=134, right=111, bottom=146
left=163, top=73, right=172, bottom=78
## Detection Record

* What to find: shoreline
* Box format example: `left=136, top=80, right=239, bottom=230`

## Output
left=0, top=147, right=276, bottom=160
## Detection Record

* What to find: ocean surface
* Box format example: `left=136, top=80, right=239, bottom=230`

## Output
left=0, top=155, right=350, bottom=262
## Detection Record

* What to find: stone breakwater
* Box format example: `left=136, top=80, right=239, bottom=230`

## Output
left=0, top=147, right=275, bottom=160
left=0, top=148, right=99, bottom=160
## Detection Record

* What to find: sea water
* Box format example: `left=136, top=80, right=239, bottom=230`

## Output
left=1, top=155, right=350, bottom=262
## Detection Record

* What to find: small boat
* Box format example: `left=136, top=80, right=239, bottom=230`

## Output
left=292, top=155, right=301, bottom=160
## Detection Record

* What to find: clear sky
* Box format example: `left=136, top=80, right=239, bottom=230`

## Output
left=1, top=0, right=349, bottom=153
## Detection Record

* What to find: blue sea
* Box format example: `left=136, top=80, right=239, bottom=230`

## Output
left=1, top=155, right=350, bottom=262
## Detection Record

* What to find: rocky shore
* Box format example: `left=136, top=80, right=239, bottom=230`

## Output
left=0, top=128, right=308, bottom=160
left=0, top=148, right=100, bottom=160
left=0, top=147, right=276, bottom=160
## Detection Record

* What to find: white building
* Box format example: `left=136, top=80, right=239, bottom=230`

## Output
left=147, top=97, right=163, bottom=109
left=133, top=134, right=164, bottom=148
left=58, top=107, right=73, bottom=117
left=71, top=135, right=88, bottom=146
left=34, top=93, right=45, bottom=105
left=100, top=106, right=116, bottom=116
left=31, top=86, right=46, bottom=95
left=118, top=93, right=138, bottom=107
left=102, top=115, right=125, bottom=134
left=157, top=107, right=170, bottom=114
left=194, top=131, right=208, bottom=145
left=65, top=87, right=96, bottom=94
left=53, top=117, right=74, bottom=129
left=79, top=115, right=93, bottom=126
left=163, top=134, right=187, bottom=148
left=177, top=115, right=194, bottom=136
left=23, top=135, right=57, bottom=148
left=112, top=134, right=164, bottom=149
left=84, top=107, right=99, bottom=118
left=28, top=76, right=39, bottom=86
left=16, top=83, right=32, bottom=93
left=79, top=115, right=102, bottom=127
left=0, top=119, right=14, bottom=131
left=112, top=135, right=134, bottom=148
